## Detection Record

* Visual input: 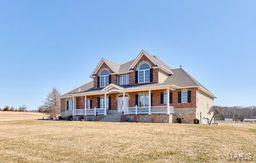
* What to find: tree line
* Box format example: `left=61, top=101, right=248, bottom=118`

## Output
left=0, top=105, right=28, bottom=112
left=210, top=105, right=256, bottom=122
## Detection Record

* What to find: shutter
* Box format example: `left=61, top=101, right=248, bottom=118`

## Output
left=135, top=94, right=139, bottom=106
left=108, top=96, right=111, bottom=110
left=135, top=71, right=138, bottom=84
left=97, top=76, right=100, bottom=88
left=169, top=91, right=173, bottom=104
left=160, top=92, right=164, bottom=104
left=151, top=93, right=153, bottom=106
left=150, top=68, right=153, bottom=82
left=188, top=91, right=191, bottom=103
left=66, top=101, right=69, bottom=110
left=109, top=75, right=112, bottom=84
left=178, top=91, right=181, bottom=103
left=97, top=97, right=100, bottom=108
left=90, top=99, right=93, bottom=108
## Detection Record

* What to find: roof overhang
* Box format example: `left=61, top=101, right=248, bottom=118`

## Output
left=60, top=84, right=179, bottom=98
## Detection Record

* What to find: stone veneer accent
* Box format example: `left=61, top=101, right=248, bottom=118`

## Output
left=123, top=114, right=172, bottom=123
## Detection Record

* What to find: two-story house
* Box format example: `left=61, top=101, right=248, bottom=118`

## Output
left=60, top=50, right=216, bottom=123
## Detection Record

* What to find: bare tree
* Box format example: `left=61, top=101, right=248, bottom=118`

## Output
left=44, top=88, right=61, bottom=118
left=18, top=105, right=27, bottom=112
left=208, top=106, right=222, bottom=124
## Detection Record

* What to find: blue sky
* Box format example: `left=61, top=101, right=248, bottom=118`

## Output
left=0, top=0, right=255, bottom=109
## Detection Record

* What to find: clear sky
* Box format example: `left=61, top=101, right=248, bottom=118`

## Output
left=0, top=0, right=255, bottom=109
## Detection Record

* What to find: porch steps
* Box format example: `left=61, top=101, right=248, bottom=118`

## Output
left=100, top=111, right=122, bottom=122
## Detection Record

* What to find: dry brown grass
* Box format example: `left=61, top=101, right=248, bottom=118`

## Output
left=0, top=117, right=255, bottom=162
left=0, top=111, right=47, bottom=121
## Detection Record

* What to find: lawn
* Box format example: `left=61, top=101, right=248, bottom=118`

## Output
left=0, top=113, right=255, bottom=162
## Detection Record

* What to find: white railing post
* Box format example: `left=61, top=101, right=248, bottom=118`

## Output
left=122, top=92, right=125, bottom=113
left=94, top=107, right=97, bottom=116
left=72, top=96, right=76, bottom=116
left=135, top=105, right=138, bottom=115
left=84, top=96, right=87, bottom=116
left=104, top=94, right=107, bottom=115
left=167, top=88, right=170, bottom=115
left=148, top=90, right=151, bottom=115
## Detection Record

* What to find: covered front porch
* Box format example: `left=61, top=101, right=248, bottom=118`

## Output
left=61, top=84, right=176, bottom=118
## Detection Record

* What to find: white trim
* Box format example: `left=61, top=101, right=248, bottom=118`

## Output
left=128, top=50, right=157, bottom=70
left=90, top=58, right=117, bottom=77
left=101, top=83, right=124, bottom=93
left=61, top=84, right=178, bottom=98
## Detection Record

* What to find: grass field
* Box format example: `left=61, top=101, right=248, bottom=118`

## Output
left=0, top=112, right=255, bottom=162
left=0, top=111, right=47, bottom=121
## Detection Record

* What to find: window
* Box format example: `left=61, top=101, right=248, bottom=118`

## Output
left=99, top=97, right=109, bottom=109
left=86, top=99, right=91, bottom=109
left=181, top=91, right=188, bottom=103
left=100, top=70, right=109, bottom=87
left=139, top=93, right=149, bottom=107
left=138, top=63, right=150, bottom=83
left=66, top=99, right=73, bottom=110
left=164, top=92, right=167, bottom=104
left=119, top=74, right=129, bottom=85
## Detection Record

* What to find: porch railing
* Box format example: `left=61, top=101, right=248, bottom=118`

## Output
left=124, top=106, right=174, bottom=115
left=61, top=106, right=174, bottom=118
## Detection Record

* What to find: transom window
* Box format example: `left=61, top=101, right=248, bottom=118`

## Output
left=119, top=74, right=129, bottom=85
left=138, top=63, right=150, bottom=83
left=100, top=70, right=109, bottom=87
left=181, top=91, right=188, bottom=103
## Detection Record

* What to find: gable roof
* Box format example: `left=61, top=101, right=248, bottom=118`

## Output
left=91, top=58, right=120, bottom=76
left=128, top=50, right=173, bottom=74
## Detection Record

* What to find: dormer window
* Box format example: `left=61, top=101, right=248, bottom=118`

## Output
left=138, top=63, right=150, bottom=83
left=100, top=70, right=109, bottom=87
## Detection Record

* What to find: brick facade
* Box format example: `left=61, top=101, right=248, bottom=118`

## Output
left=76, top=96, right=85, bottom=109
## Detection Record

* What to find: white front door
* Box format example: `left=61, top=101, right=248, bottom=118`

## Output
left=118, top=97, right=129, bottom=113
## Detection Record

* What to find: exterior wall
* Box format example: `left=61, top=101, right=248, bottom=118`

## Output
left=158, top=70, right=169, bottom=83
left=172, top=88, right=197, bottom=108
left=127, top=88, right=197, bottom=108
left=196, top=90, right=214, bottom=121
left=87, top=94, right=118, bottom=110
left=60, top=97, right=72, bottom=112
left=76, top=96, right=85, bottom=109
left=173, top=108, right=196, bottom=123
left=61, top=98, right=67, bottom=112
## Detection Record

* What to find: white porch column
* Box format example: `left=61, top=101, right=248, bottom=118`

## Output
left=84, top=96, right=87, bottom=116
left=148, top=90, right=151, bottom=115
left=104, top=94, right=107, bottom=115
left=72, top=96, right=76, bottom=116
left=122, top=92, right=125, bottom=113
left=167, top=88, right=170, bottom=114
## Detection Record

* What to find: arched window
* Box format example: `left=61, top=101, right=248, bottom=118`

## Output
left=138, top=63, right=150, bottom=83
left=100, top=70, right=109, bottom=87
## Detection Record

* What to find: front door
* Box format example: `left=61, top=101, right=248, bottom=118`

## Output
left=118, top=97, right=129, bottom=113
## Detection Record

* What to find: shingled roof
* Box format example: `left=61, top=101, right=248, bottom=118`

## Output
left=64, top=67, right=215, bottom=98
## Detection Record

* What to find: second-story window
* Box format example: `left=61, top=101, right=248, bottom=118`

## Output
left=119, top=74, right=129, bottom=85
left=138, top=63, right=150, bottom=83
left=100, top=70, right=109, bottom=87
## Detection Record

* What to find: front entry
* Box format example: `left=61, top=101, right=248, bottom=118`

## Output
left=117, top=96, right=129, bottom=113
